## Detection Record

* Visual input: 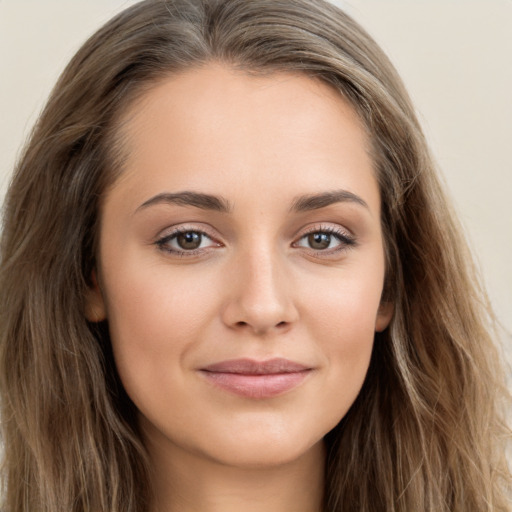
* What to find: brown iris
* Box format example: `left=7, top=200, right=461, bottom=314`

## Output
left=308, top=232, right=332, bottom=250
left=176, top=231, right=202, bottom=250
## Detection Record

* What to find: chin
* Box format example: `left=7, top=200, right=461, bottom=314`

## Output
left=185, top=414, right=329, bottom=470
left=204, top=436, right=325, bottom=470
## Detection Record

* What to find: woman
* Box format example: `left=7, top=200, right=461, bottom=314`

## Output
left=0, top=0, right=509, bottom=511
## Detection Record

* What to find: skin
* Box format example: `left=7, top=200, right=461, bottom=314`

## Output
left=87, top=64, right=393, bottom=512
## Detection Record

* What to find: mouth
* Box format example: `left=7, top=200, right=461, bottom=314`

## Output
left=199, top=358, right=312, bottom=399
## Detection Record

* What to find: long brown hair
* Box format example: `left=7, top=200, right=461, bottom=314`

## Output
left=0, top=0, right=509, bottom=510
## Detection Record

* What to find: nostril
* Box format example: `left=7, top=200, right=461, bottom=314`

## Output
left=233, top=320, right=288, bottom=331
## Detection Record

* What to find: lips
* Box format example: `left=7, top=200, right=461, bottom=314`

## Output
left=199, top=358, right=312, bottom=399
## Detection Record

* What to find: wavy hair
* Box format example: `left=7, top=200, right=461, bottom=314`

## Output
left=0, top=0, right=509, bottom=510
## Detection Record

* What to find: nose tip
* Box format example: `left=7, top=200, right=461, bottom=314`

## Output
left=221, top=253, right=298, bottom=335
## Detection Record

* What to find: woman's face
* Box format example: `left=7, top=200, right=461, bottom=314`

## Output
left=87, top=64, right=392, bottom=469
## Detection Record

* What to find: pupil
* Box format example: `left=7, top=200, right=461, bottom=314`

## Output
left=309, top=232, right=331, bottom=250
left=177, top=232, right=201, bottom=250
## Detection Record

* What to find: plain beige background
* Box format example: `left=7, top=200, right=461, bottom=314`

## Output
left=0, top=1, right=511, bottom=342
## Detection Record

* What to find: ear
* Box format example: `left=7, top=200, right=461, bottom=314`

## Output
left=375, top=301, right=393, bottom=332
left=84, top=270, right=107, bottom=322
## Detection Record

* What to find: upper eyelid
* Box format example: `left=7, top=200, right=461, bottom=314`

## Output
left=300, top=225, right=348, bottom=234
left=294, top=222, right=354, bottom=239
left=153, top=221, right=355, bottom=245
left=156, top=223, right=218, bottom=240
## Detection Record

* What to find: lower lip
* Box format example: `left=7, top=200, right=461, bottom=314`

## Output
left=200, top=370, right=311, bottom=399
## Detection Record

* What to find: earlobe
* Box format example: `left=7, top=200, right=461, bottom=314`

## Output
left=84, top=270, right=107, bottom=322
left=375, top=301, right=393, bottom=332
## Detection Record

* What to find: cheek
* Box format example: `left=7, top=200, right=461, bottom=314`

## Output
left=298, top=263, right=384, bottom=405
left=301, top=257, right=385, bottom=340
left=103, top=254, right=219, bottom=343
left=100, top=257, right=222, bottom=407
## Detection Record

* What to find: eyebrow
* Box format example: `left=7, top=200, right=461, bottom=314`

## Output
left=290, top=190, right=368, bottom=212
left=136, top=189, right=368, bottom=215
left=137, top=191, right=232, bottom=213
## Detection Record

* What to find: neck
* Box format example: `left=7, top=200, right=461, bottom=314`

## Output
left=147, top=437, right=326, bottom=512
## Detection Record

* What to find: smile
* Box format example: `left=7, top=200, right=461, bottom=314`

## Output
left=199, top=358, right=312, bottom=399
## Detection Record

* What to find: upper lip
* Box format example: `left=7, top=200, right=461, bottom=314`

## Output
left=201, top=358, right=311, bottom=375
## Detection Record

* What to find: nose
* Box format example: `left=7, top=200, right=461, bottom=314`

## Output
left=221, top=247, right=299, bottom=335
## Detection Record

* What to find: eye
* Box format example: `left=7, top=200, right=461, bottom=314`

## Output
left=156, top=229, right=219, bottom=254
left=302, top=232, right=336, bottom=250
left=294, top=227, right=356, bottom=252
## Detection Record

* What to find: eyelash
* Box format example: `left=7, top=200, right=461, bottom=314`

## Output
left=294, top=225, right=357, bottom=256
left=155, top=226, right=220, bottom=257
left=155, top=224, right=357, bottom=257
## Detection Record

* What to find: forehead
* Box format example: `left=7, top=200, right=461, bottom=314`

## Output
left=108, top=63, right=379, bottom=214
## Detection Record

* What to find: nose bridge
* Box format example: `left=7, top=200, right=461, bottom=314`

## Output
left=222, top=239, right=297, bottom=333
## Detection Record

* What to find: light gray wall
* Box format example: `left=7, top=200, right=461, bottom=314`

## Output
left=1, top=1, right=511, bottom=339
left=338, top=1, right=512, bottom=344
